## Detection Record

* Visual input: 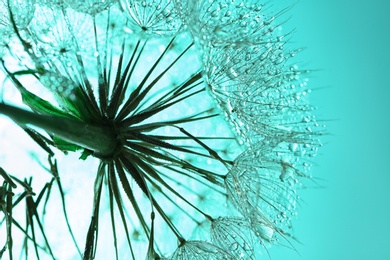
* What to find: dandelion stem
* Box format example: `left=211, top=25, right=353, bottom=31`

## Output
left=0, top=103, right=118, bottom=158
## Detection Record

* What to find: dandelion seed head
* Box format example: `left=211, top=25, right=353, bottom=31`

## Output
left=0, top=0, right=36, bottom=35
left=0, top=1, right=323, bottom=259
left=204, top=39, right=322, bottom=173
left=29, top=6, right=107, bottom=68
left=121, top=0, right=182, bottom=37
left=174, top=0, right=275, bottom=46
left=66, top=0, right=117, bottom=15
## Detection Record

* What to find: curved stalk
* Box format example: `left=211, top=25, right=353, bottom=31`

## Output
left=0, top=103, right=118, bottom=158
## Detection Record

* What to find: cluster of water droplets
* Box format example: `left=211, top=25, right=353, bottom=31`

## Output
left=188, top=5, right=323, bottom=175
left=171, top=1, right=323, bottom=257
left=173, top=0, right=277, bottom=46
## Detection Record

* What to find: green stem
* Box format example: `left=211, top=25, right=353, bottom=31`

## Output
left=0, top=103, right=118, bottom=158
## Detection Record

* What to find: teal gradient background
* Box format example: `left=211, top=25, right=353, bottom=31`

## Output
left=268, top=0, right=390, bottom=259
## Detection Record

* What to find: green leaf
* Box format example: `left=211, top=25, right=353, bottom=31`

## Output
left=1, top=65, right=72, bottom=119
left=79, top=149, right=93, bottom=160
left=52, top=136, right=83, bottom=154
left=21, top=91, right=70, bottom=117
left=39, top=72, right=100, bottom=122
left=13, top=79, right=72, bottom=118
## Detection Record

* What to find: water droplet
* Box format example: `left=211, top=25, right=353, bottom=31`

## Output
left=163, top=9, right=171, bottom=18
left=211, top=9, right=219, bottom=17
left=227, top=67, right=238, bottom=79
left=230, top=242, right=239, bottom=251
left=289, top=143, right=298, bottom=152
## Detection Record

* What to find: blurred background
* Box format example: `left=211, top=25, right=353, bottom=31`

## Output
left=271, top=0, right=390, bottom=259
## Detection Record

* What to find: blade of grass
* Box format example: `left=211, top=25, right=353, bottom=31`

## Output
left=117, top=154, right=148, bottom=198
left=34, top=181, right=53, bottom=224
left=138, top=71, right=203, bottom=114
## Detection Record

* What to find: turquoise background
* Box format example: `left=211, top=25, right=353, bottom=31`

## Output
left=269, top=0, right=390, bottom=259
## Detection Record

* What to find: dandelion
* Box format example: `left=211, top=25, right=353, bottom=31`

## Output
left=0, top=0, right=322, bottom=259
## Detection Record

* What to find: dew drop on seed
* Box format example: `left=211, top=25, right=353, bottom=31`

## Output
left=289, top=143, right=298, bottom=152
left=230, top=242, right=239, bottom=251
left=227, top=67, right=238, bottom=79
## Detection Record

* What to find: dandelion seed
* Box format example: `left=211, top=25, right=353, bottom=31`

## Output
left=121, top=0, right=182, bottom=36
left=171, top=240, right=234, bottom=260
left=225, top=141, right=300, bottom=237
left=211, top=217, right=258, bottom=259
